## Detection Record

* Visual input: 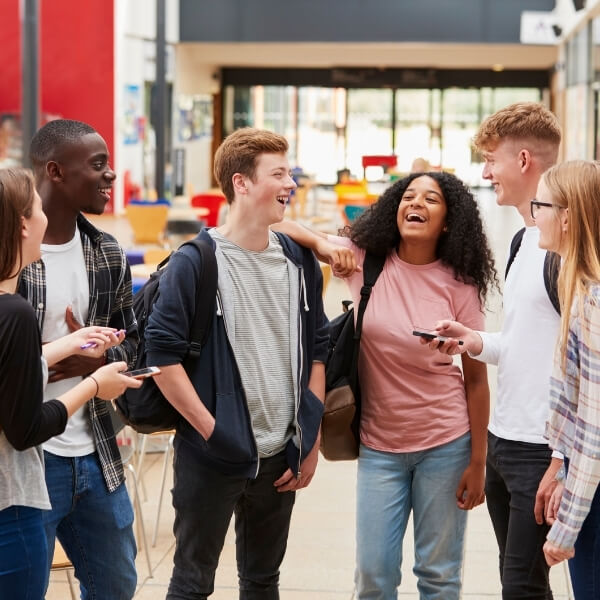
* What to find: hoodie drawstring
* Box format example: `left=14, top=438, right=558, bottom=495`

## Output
left=300, top=270, right=309, bottom=312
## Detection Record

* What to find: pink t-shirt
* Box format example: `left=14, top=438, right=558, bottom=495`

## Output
left=329, top=236, right=485, bottom=453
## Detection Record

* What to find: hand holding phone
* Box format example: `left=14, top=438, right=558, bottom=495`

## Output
left=121, top=366, right=161, bottom=379
left=412, top=329, right=464, bottom=345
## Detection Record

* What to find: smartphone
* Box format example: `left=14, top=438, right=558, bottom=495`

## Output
left=122, top=366, right=161, bottom=379
left=412, top=329, right=464, bottom=345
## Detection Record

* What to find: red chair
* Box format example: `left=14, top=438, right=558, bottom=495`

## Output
left=190, top=193, right=225, bottom=227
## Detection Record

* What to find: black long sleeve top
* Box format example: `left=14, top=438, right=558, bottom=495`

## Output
left=0, top=294, right=67, bottom=451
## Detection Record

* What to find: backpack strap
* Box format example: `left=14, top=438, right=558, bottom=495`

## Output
left=505, top=227, right=525, bottom=279
left=544, top=251, right=561, bottom=315
left=505, top=227, right=561, bottom=316
left=179, top=239, right=218, bottom=358
left=354, top=252, right=386, bottom=342
left=349, top=252, right=386, bottom=391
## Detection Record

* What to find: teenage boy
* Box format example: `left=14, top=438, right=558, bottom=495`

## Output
left=19, top=119, right=139, bottom=598
left=145, top=127, right=328, bottom=599
left=429, top=103, right=563, bottom=599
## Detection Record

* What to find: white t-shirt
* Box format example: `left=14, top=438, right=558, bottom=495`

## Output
left=478, top=227, right=560, bottom=444
left=42, top=229, right=95, bottom=457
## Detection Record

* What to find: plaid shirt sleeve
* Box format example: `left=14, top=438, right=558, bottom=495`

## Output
left=80, top=216, right=139, bottom=492
left=547, top=293, right=600, bottom=550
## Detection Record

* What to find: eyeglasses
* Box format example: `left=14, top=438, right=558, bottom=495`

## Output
left=530, top=198, right=563, bottom=220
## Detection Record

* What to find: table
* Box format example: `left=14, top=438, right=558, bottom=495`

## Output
left=168, top=206, right=209, bottom=220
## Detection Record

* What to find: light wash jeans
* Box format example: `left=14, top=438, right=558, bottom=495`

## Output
left=355, top=433, right=471, bottom=600
left=42, top=451, right=137, bottom=600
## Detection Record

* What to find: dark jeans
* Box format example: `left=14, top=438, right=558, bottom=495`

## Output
left=566, top=459, right=600, bottom=599
left=0, top=505, right=47, bottom=600
left=486, top=432, right=554, bottom=600
left=167, top=436, right=296, bottom=600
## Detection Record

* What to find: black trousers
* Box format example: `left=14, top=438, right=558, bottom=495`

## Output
left=167, top=437, right=296, bottom=600
left=486, top=432, right=554, bottom=600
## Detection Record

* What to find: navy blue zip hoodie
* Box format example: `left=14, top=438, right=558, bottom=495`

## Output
left=145, top=229, right=328, bottom=478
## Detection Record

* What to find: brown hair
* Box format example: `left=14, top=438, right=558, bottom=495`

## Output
left=213, top=127, right=289, bottom=204
left=474, top=102, right=561, bottom=167
left=0, top=168, right=36, bottom=280
left=542, top=161, right=600, bottom=371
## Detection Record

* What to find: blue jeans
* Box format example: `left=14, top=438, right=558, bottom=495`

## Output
left=566, top=460, right=600, bottom=599
left=0, top=505, right=47, bottom=600
left=485, top=433, right=553, bottom=600
left=42, top=451, right=137, bottom=600
left=355, top=433, right=471, bottom=600
left=167, top=436, right=296, bottom=600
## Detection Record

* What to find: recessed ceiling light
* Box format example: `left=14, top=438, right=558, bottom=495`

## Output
left=492, top=64, right=504, bottom=72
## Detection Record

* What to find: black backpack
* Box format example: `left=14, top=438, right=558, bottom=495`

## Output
left=505, top=227, right=560, bottom=315
left=321, top=252, right=386, bottom=460
left=115, top=238, right=218, bottom=433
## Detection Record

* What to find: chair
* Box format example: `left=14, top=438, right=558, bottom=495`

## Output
left=51, top=540, right=77, bottom=600
left=343, top=204, right=367, bottom=224
left=320, top=263, right=332, bottom=296
left=125, top=203, right=169, bottom=245
left=135, top=429, right=176, bottom=547
left=108, top=406, right=153, bottom=577
left=143, top=248, right=171, bottom=268
left=191, top=193, right=225, bottom=227
left=120, top=444, right=154, bottom=578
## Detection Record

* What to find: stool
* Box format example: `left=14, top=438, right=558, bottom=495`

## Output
left=51, top=541, right=77, bottom=600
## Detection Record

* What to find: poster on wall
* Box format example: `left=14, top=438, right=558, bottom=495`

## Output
left=177, top=95, right=213, bottom=142
left=122, top=84, right=141, bottom=145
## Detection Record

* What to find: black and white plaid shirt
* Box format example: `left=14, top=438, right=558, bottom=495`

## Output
left=18, top=214, right=138, bottom=492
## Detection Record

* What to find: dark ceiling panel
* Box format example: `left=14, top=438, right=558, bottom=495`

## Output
left=221, top=67, right=551, bottom=89
left=180, top=0, right=555, bottom=44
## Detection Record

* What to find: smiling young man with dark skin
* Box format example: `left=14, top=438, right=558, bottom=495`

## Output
left=18, top=119, right=139, bottom=599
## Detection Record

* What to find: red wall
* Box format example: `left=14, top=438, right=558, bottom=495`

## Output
left=0, top=1, right=21, bottom=113
left=41, top=0, right=114, bottom=158
left=0, top=0, right=114, bottom=158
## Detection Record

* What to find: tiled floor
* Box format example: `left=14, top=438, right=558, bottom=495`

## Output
left=47, top=190, right=574, bottom=598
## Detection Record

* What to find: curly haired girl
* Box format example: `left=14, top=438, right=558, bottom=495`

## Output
left=275, top=171, right=498, bottom=599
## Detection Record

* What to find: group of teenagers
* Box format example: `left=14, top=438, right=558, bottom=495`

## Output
left=0, top=101, right=598, bottom=600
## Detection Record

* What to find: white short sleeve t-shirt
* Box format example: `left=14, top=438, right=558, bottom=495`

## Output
left=41, top=228, right=95, bottom=457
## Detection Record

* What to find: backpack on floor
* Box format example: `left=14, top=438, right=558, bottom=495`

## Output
left=321, top=252, right=386, bottom=461
left=505, top=227, right=560, bottom=315
left=115, top=238, right=217, bottom=433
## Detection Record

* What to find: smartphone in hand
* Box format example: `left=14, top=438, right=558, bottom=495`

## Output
left=412, top=329, right=464, bottom=345
left=122, top=366, right=161, bottom=379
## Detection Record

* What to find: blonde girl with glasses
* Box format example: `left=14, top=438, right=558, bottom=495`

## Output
left=533, top=160, right=600, bottom=599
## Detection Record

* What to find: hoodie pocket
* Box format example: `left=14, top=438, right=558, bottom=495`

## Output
left=206, top=391, right=255, bottom=464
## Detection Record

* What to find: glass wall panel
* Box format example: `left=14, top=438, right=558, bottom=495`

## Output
left=491, top=88, right=541, bottom=112
left=394, top=89, right=433, bottom=174
left=222, top=84, right=545, bottom=184
left=346, top=89, right=393, bottom=179
left=441, top=88, right=480, bottom=181
left=296, top=87, right=344, bottom=183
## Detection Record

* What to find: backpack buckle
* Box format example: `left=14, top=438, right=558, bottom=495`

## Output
left=188, top=342, right=202, bottom=358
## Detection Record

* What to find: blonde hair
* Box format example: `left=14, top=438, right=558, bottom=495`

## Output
left=0, top=168, right=36, bottom=281
left=474, top=102, right=561, bottom=169
left=213, top=128, right=289, bottom=204
left=542, top=160, right=600, bottom=370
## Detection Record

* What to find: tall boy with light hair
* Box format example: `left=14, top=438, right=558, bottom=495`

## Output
left=433, top=102, right=562, bottom=599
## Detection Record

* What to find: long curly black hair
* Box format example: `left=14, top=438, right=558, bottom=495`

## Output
left=342, top=172, right=499, bottom=305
